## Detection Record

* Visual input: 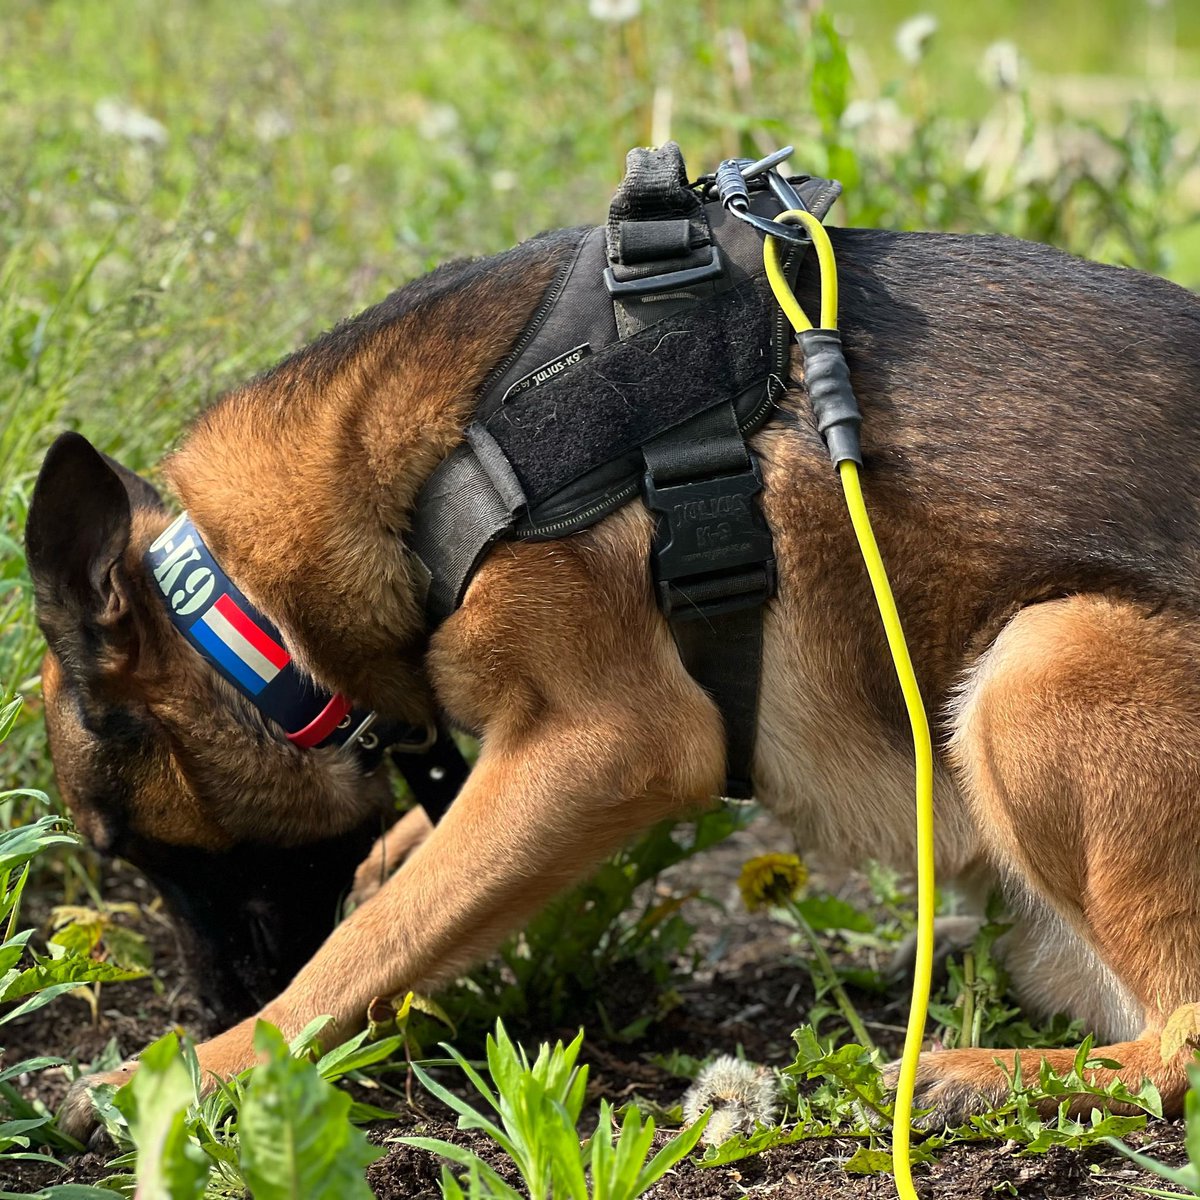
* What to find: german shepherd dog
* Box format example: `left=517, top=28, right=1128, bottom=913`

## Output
left=25, top=217, right=1200, bottom=1138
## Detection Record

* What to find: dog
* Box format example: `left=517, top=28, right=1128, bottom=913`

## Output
left=25, top=208, right=1200, bottom=1139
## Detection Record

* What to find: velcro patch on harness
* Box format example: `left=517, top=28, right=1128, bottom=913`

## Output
left=484, top=278, right=772, bottom=504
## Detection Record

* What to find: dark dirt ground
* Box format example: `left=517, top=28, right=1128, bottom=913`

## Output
left=1, top=814, right=1189, bottom=1199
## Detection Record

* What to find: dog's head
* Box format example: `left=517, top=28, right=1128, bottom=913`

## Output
left=24, top=432, right=393, bottom=1028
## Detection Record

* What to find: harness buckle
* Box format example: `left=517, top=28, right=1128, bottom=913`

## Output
left=603, top=247, right=724, bottom=298
left=643, top=459, right=777, bottom=620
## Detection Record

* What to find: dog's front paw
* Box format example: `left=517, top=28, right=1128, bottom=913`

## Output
left=349, top=807, right=432, bottom=908
left=58, top=1063, right=138, bottom=1144
left=882, top=1049, right=1010, bottom=1128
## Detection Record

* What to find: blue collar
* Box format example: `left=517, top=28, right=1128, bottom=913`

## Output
left=144, top=512, right=419, bottom=767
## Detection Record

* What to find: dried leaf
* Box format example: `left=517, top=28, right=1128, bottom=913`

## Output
left=1160, top=1002, right=1200, bottom=1063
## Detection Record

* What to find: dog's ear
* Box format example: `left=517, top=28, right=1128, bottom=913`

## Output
left=25, top=433, right=161, bottom=670
left=98, top=448, right=164, bottom=512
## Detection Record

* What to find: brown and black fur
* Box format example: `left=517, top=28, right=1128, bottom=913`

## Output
left=24, top=224, right=1200, bottom=1135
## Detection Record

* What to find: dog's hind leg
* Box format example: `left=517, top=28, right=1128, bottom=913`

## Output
left=894, top=594, right=1200, bottom=1122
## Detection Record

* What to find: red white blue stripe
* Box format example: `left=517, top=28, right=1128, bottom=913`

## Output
left=190, top=593, right=291, bottom=695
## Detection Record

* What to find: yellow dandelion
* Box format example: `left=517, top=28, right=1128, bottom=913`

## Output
left=737, top=853, right=808, bottom=912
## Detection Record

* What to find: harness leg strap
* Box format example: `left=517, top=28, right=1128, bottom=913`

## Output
left=642, top=401, right=775, bottom=798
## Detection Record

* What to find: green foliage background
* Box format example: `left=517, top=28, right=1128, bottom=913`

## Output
left=2, top=0, right=1198, bottom=807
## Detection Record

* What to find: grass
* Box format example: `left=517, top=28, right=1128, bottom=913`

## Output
left=4, top=0, right=1199, bottom=771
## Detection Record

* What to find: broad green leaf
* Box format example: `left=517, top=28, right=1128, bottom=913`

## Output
left=791, top=894, right=876, bottom=934
left=287, top=1014, right=334, bottom=1057
left=1185, top=1066, right=1200, bottom=1182
left=239, top=1021, right=381, bottom=1200
left=316, top=1031, right=406, bottom=1081
left=1, top=954, right=144, bottom=1003
left=409, top=992, right=456, bottom=1036
left=113, top=1033, right=207, bottom=1200
left=48, top=921, right=102, bottom=958
left=0, top=817, right=75, bottom=874
left=844, top=1145, right=894, bottom=1174
left=100, top=925, right=152, bottom=973
left=696, top=1120, right=811, bottom=1168
left=0, top=929, right=34, bottom=974
left=1161, top=1004, right=1200, bottom=1062
left=0, top=698, right=22, bottom=743
left=0, top=1054, right=66, bottom=1084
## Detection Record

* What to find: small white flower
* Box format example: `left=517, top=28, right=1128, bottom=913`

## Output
left=490, top=169, right=519, bottom=192
left=94, top=98, right=167, bottom=146
left=331, top=163, right=354, bottom=186
left=895, top=14, right=938, bottom=65
left=981, top=40, right=1022, bottom=91
left=253, top=108, right=292, bottom=143
left=87, top=199, right=120, bottom=222
left=681, top=1054, right=779, bottom=1145
left=417, top=102, right=460, bottom=141
left=840, top=98, right=911, bottom=155
left=589, top=0, right=640, bottom=21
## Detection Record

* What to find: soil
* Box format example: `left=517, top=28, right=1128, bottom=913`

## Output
left=0, top=814, right=1188, bottom=1199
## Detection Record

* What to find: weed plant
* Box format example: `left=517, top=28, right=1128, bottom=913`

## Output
left=0, top=699, right=159, bottom=1173
left=695, top=1024, right=1166, bottom=1176
left=1107, top=1061, right=1200, bottom=1197
left=400, top=1022, right=708, bottom=1200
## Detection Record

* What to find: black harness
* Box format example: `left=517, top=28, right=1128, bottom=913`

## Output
left=412, top=145, right=839, bottom=798
left=145, top=146, right=839, bottom=821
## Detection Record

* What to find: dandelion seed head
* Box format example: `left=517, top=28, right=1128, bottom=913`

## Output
left=681, top=1054, right=779, bottom=1145
left=981, top=40, right=1022, bottom=91
left=895, top=14, right=938, bottom=65
left=253, top=108, right=293, bottom=143
left=589, top=0, right=640, bottom=20
left=94, top=98, right=167, bottom=146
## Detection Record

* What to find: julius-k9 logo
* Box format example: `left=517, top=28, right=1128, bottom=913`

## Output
left=148, top=512, right=215, bottom=617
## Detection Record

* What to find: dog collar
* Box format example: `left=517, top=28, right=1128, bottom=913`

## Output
left=145, top=512, right=404, bottom=764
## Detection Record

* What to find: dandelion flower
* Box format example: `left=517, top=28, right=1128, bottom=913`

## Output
left=895, top=14, right=938, bottom=65
left=682, top=1055, right=779, bottom=1145
left=737, top=853, right=808, bottom=912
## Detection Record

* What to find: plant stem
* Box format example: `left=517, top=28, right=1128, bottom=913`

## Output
left=783, top=900, right=876, bottom=1052
left=961, top=950, right=976, bottom=1050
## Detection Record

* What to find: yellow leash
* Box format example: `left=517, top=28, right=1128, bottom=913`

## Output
left=764, top=211, right=936, bottom=1200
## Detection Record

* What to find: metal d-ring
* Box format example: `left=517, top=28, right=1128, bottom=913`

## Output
left=389, top=722, right=438, bottom=755
left=739, top=146, right=795, bottom=181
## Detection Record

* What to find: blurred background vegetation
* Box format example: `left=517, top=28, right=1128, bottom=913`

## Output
left=3, top=0, right=1199, bottom=797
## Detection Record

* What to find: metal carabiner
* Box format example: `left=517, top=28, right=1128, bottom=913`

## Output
left=713, top=147, right=811, bottom=245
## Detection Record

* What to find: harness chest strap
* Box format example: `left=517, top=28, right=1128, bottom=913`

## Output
left=411, top=145, right=840, bottom=799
